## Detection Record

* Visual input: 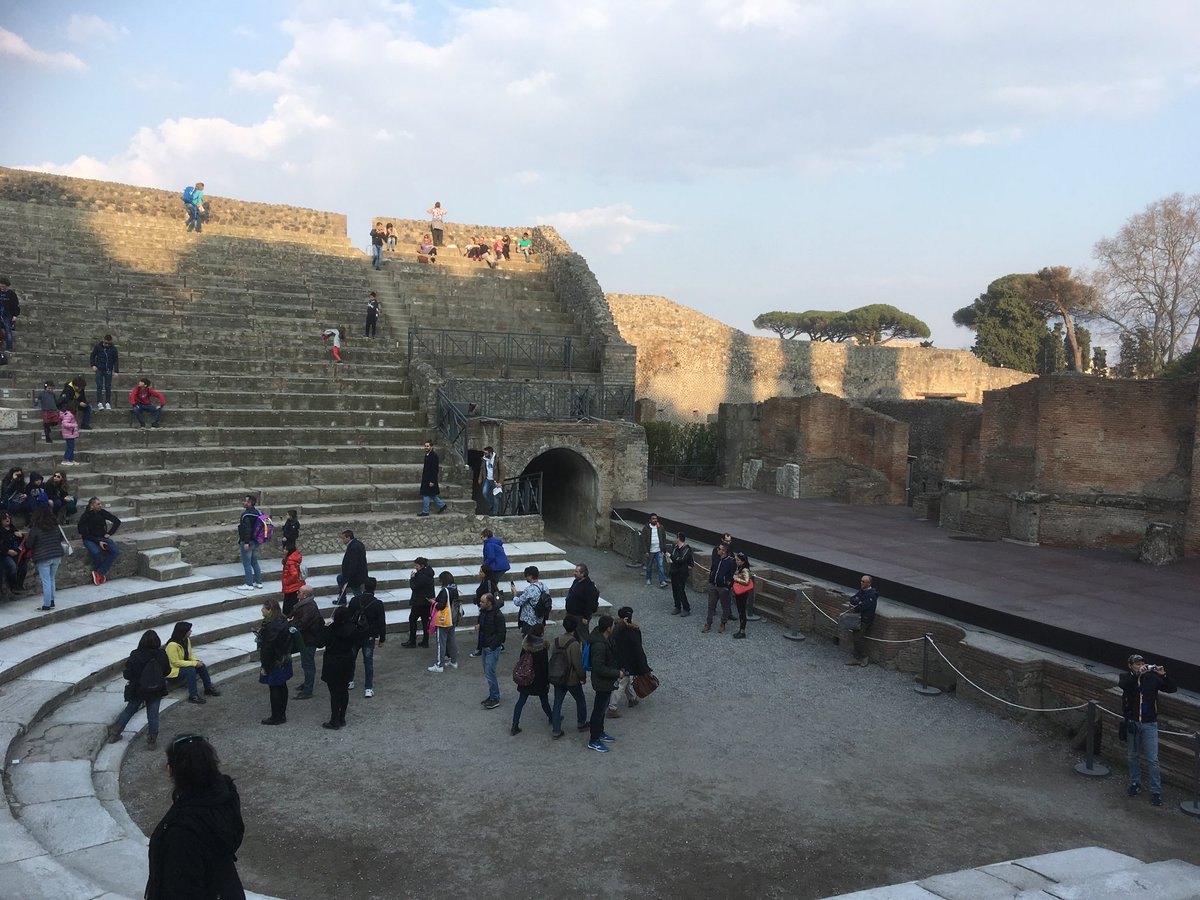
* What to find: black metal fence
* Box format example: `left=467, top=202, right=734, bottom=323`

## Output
left=435, top=388, right=470, bottom=463
left=496, top=471, right=543, bottom=517
left=409, top=327, right=598, bottom=377
left=444, top=379, right=634, bottom=422
left=648, top=464, right=720, bottom=486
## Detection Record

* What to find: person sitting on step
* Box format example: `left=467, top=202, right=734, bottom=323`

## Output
left=129, top=378, right=166, bottom=428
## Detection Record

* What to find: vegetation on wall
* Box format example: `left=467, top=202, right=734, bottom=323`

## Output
left=644, top=421, right=718, bottom=479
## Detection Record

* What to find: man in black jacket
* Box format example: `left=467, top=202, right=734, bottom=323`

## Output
left=565, top=563, right=600, bottom=643
left=704, top=543, right=734, bottom=634
left=668, top=532, right=694, bottom=616
left=289, top=586, right=323, bottom=700
left=418, top=440, right=447, bottom=516
left=402, top=557, right=435, bottom=648
left=336, top=529, right=368, bottom=604
left=586, top=615, right=624, bottom=753
left=89, top=333, right=119, bottom=410
left=348, top=577, right=386, bottom=697
left=844, top=575, right=878, bottom=667
left=477, top=593, right=505, bottom=709
left=78, top=496, right=121, bottom=585
left=235, top=496, right=263, bottom=592
left=1120, top=654, right=1177, bottom=807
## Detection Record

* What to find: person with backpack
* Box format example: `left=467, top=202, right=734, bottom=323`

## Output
left=428, top=571, right=459, bottom=673
left=256, top=599, right=293, bottom=725
left=107, top=630, right=171, bottom=748
left=281, top=539, right=305, bottom=616
left=321, top=605, right=358, bottom=729
left=77, top=496, right=120, bottom=586
left=289, top=586, right=324, bottom=701
left=0, top=276, right=21, bottom=352
left=586, top=615, right=624, bottom=753
left=165, top=622, right=220, bottom=704
left=235, top=495, right=265, bottom=592
left=510, top=623, right=552, bottom=736
left=89, top=334, right=120, bottom=410
left=549, top=614, right=590, bottom=739
left=182, top=182, right=205, bottom=232
left=402, top=556, right=435, bottom=648
left=510, top=564, right=550, bottom=635
left=129, top=377, right=166, bottom=428
left=477, top=593, right=505, bottom=709
left=335, top=529, right=367, bottom=604
left=348, top=577, right=386, bottom=697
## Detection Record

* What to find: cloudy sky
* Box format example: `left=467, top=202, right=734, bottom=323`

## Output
left=2, top=1, right=1198, bottom=349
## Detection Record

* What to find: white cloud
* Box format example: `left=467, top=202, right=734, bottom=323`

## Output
left=232, top=25, right=259, bottom=39
left=541, top=203, right=675, bottom=254
left=66, top=14, right=128, bottom=45
left=0, top=26, right=86, bottom=71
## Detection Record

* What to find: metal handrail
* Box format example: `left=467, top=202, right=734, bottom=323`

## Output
left=443, top=379, right=634, bottom=422
left=497, top=472, right=543, bottom=517
left=435, top=388, right=470, bottom=464
left=409, top=326, right=593, bottom=377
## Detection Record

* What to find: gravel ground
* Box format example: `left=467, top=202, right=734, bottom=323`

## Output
left=120, top=541, right=1200, bottom=899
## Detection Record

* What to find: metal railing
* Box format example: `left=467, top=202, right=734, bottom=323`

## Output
left=496, top=471, right=543, bottom=517
left=409, top=327, right=597, bottom=377
left=444, top=379, right=634, bottom=422
left=435, top=388, right=470, bottom=463
left=648, top=464, right=720, bottom=486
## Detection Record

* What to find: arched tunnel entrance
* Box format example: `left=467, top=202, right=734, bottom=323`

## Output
left=521, top=448, right=599, bottom=545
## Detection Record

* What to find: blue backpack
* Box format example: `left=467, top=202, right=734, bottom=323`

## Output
left=581, top=642, right=592, bottom=672
left=182, top=185, right=195, bottom=204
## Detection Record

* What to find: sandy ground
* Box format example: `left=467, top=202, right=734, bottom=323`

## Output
left=120, top=543, right=1200, bottom=900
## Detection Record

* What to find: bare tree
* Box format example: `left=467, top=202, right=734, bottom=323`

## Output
left=1092, top=193, right=1200, bottom=374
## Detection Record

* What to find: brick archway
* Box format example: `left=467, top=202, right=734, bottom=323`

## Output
left=518, top=446, right=601, bottom=545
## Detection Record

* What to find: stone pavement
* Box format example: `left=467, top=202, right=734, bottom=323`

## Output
left=618, top=485, right=1200, bottom=690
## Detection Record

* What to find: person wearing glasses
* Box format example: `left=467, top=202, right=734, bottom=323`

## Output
left=1120, top=654, right=1177, bottom=808
left=145, top=733, right=245, bottom=900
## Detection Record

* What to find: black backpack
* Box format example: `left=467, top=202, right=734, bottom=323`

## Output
left=547, top=636, right=574, bottom=686
left=533, top=585, right=552, bottom=621
left=139, top=655, right=166, bottom=698
left=351, top=596, right=375, bottom=636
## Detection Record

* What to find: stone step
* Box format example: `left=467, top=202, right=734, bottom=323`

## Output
left=136, top=547, right=192, bottom=581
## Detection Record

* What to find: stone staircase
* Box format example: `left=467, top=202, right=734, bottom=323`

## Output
left=0, top=539, right=609, bottom=900
left=826, top=846, right=1200, bottom=899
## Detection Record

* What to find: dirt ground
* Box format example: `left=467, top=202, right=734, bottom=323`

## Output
left=120, top=543, right=1200, bottom=900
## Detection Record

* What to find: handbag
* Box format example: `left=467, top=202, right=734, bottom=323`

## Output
left=731, top=577, right=754, bottom=597
left=838, top=610, right=861, bottom=631
left=632, top=672, right=660, bottom=699
left=57, top=525, right=73, bottom=557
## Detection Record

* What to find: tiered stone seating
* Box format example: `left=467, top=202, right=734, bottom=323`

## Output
left=0, top=541, right=610, bottom=899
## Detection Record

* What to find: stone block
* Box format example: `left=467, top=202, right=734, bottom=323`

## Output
left=741, top=458, right=762, bottom=490
left=777, top=463, right=800, bottom=498
left=0, top=407, right=17, bottom=430
left=1138, top=522, right=1183, bottom=566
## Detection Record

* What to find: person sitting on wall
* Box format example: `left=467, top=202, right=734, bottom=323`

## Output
left=418, top=234, right=438, bottom=263
left=129, top=378, right=166, bottom=429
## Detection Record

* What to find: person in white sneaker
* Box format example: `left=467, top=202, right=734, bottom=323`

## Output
left=429, top=571, right=459, bottom=672
left=347, top=578, right=385, bottom=695
left=236, top=496, right=264, bottom=590
left=89, top=334, right=119, bottom=411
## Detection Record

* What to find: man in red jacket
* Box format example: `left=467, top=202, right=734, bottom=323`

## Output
left=129, top=378, right=166, bottom=428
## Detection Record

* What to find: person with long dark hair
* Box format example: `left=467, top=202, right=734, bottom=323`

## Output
left=256, top=599, right=293, bottom=725
left=0, top=466, right=27, bottom=514
left=145, top=734, right=245, bottom=900
left=730, top=552, right=753, bottom=640
left=25, top=504, right=64, bottom=611
left=0, top=509, right=28, bottom=598
left=166, top=621, right=220, bottom=703
left=469, top=563, right=499, bottom=658
left=511, top=622, right=552, bottom=736
left=321, top=605, right=357, bottom=729
left=108, top=630, right=170, bottom=748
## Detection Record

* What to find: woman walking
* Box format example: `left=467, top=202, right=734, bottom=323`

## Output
left=256, top=599, right=293, bottom=725
left=145, top=734, right=245, bottom=900
left=731, top=552, right=754, bottom=639
left=321, top=605, right=357, bottom=729
left=107, top=630, right=170, bottom=748
left=428, top=570, right=460, bottom=673
left=281, top=539, right=305, bottom=617
left=25, top=504, right=64, bottom=611
left=511, top=623, right=553, bottom=736
left=549, top=614, right=589, bottom=739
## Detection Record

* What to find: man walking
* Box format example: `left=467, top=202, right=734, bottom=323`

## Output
left=369, top=222, right=386, bottom=270
left=289, top=585, right=322, bottom=700
left=510, top=565, right=547, bottom=635
left=418, top=440, right=447, bottom=516
left=477, top=593, right=505, bottom=709
left=1120, top=654, right=1177, bottom=807
left=77, top=496, right=120, bottom=585
left=704, top=543, right=734, bottom=633
left=183, top=182, right=205, bottom=232
left=641, top=514, right=667, bottom=588
left=336, top=529, right=368, bottom=604
left=235, top=496, right=264, bottom=592
left=0, top=276, right=21, bottom=352
left=586, top=615, right=623, bottom=753
left=668, top=532, right=694, bottom=616
left=401, top=556, right=435, bottom=648
left=564, top=563, right=600, bottom=642
left=90, top=334, right=119, bottom=410
left=843, top=575, right=878, bottom=667
left=348, top=577, right=386, bottom=697
left=478, top=445, right=501, bottom=515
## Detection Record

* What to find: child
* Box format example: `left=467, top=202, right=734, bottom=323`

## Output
left=365, top=294, right=381, bottom=339
left=320, top=327, right=343, bottom=363
left=35, top=381, right=58, bottom=444
left=518, top=232, right=533, bottom=263
left=385, top=223, right=397, bottom=252
left=59, top=408, right=79, bottom=465
left=281, top=509, right=300, bottom=548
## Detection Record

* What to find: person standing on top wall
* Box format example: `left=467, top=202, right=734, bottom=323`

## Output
left=427, top=201, right=446, bottom=247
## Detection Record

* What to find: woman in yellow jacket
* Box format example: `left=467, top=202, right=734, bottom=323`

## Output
left=165, top=621, right=220, bottom=704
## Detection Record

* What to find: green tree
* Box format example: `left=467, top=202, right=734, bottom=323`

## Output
left=753, top=311, right=804, bottom=339
left=1092, top=346, right=1108, bottom=376
left=1114, top=327, right=1156, bottom=378
left=835, top=304, right=931, bottom=345
left=956, top=278, right=1044, bottom=371
left=1026, top=266, right=1097, bottom=373
left=1038, top=322, right=1067, bottom=374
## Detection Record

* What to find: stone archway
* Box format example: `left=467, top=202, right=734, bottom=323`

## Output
left=521, top=448, right=600, bottom=545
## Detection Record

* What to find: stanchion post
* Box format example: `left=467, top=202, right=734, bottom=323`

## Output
left=1073, top=700, right=1110, bottom=777
left=783, top=587, right=806, bottom=642
left=913, top=633, right=942, bottom=696
left=746, top=587, right=761, bottom=622
left=1181, top=732, right=1200, bottom=818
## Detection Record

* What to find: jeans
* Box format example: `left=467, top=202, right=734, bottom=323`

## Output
left=1127, top=720, right=1161, bottom=793
left=372, top=244, right=383, bottom=269
left=131, top=403, right=163, bottom=427
left=299, top=645, right=316, bottom=694
left=95, top=371, right=114, bottom=406
left=590, top=690, right=612, bottom=742
left=2, top=553, right=28, bottom=589
left=83, top=538, right=119, bottom=575
left=521, top=248, right=531, bottom=263
left=421, top=494, right=447, bottom=514
left=386, top=236, right=397, bottom=251
left=513, top=692, right=552, bottom=728
left=78, top=405, right=92, bottom=429
left=240, top=543, right=261, bottom=586
left=552, top=683, right=588, bottom=734
left=185, top=202, right=201, bottom=232
left=63, top=438, right=75, bottom=462
left=352, top=636, right=375, bottom=690
left=0, top=314, right=11, bottom=351
left=180, top=664, right=215, bottom=698
left=482, top=479, right=500, bottom=515
left=482, top=647, right=501, bottom=701
left=436, top=627, right=457, bottom=666
left=336, top=574, right=363, bottom=602
left=706, top=586, right=731, bottom=625
left=670, top=571, right=691, bottom=611
left=645, top=551, right=665, bottom=584
left=36, top=557, right=60, bottom=608
left=114, top=696, right=161, bottom=735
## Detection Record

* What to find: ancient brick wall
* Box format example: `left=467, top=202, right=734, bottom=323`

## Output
left=864, top=399, right=982, bottom=497
left=606, top=293, right=1032, bottom=421
left=719, top=395, right=909, bottom=504
left=0, top=166, right=348, bottom=239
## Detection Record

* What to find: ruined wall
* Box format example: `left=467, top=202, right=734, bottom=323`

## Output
left=719, top=395, right=909, bottom=505
left=607, top=293, right=1032, bottom=421
left=941, top=375, right=1200, bottom=556
left=864, top=399, right=982, bottom=498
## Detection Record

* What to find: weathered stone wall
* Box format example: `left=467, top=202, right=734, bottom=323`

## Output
left=941, top=375, right=1200, bottom=555
left=864, top=399, right=982, bottom=499
left=606, top=293, right=1031, bottom=421
left=0, top=166, right=348, bottom=240
left=719, top=395, right=909, bottom=504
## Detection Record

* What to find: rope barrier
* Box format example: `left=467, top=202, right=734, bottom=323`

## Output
left=925, top=637, right=1089, bottom=713
left=1096, top=703, right=1194, bottom=738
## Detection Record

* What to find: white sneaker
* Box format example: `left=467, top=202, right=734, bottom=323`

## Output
left=364, top=688, right=374, bottom=698
left=253, top=583, right=264, bottom=589
left=447, top=660, right=459, bottom=669
left=348, top=681, right=355, bottom=689
left=427, top=665, right=444, bottom=673
left=234, top=584, right=254, bottom=592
